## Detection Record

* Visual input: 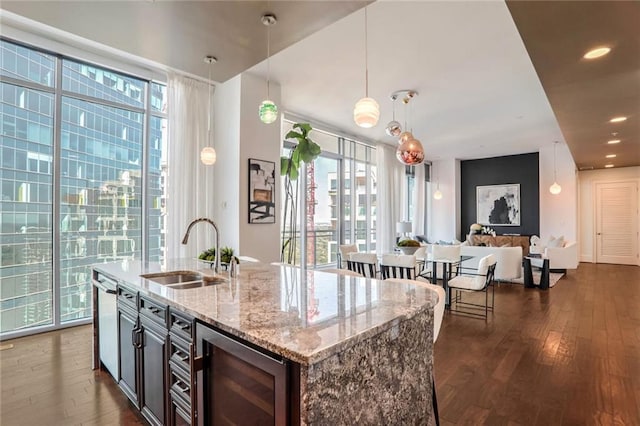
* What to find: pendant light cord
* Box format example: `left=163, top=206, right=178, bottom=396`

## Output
left=267, top=19, right=271, bottom=99
left=553, top=142, right=556, bottom=180
left=207, top=61, right=212, bottom=134
left=364, top=7, right=369, bottom=97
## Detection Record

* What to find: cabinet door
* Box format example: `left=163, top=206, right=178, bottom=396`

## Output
left=118, top=306, right=139, bottom=407
left=140, top=322, right=168, bottom=426
left=195, top=323, right=290, bottom=426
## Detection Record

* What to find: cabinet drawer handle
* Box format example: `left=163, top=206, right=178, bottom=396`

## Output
left=124, top=293, right=133, bottom=299
left=174, top=350, right=189, bottom=362
left=174, top=320, right=190, bottom=330
left=148, top=306, right=160, bottom=314
left=174, top=379, right=189, bottom=393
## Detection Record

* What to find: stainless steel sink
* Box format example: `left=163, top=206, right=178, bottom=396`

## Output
left=141, top=270, right=227, bottom=288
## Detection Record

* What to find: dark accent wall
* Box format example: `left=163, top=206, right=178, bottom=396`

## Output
left=460, top=153, right=539, bottom=240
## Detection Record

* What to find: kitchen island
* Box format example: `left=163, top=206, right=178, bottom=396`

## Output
left=92, top=259, right=437, bottom=425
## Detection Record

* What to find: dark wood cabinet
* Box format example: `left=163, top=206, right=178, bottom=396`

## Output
left=117, top=287, right=168, bottom=425
left=194, top=322, right=298, bottom=426
left=140, top=316, right=168, bottom=426
left=168, top=308, right=196, bottom=426
left=117, top=291, right=139, bottom=407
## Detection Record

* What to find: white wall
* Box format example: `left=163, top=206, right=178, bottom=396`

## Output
left=238, top=73, right=282, bottom=263
left=212, top=75, right=242, bottom=251
left=212, top=72, right=282, bottom=263
left=429, top=158, right=461, bottom=242
left=577, top=166, right=640, bottom=263
left=539, top=142, right=578, bottom=242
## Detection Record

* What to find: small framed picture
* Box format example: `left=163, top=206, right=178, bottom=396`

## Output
left=248, top=158, right=276, bottom=224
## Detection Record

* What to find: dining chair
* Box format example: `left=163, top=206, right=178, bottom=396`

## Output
left=338, top=244, right=359, bottom=268
left=380, top=254, right=417, bottom=279
left=447, top=254, right=497, bottom=320
left=386, top=278, right=446, bottom=425
left=346, top=252, right=378, bottom=278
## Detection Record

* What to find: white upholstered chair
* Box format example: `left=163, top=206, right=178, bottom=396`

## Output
left=338, top=244, right=359, bottom=268
left=346, top=252, right=378, bottom=278
left=448, top=254, right=497, bottom=319
left=380, top=254, right=417, bottom=280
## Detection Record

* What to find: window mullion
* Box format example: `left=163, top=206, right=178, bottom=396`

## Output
left=52, top=55, right=64, bottom=327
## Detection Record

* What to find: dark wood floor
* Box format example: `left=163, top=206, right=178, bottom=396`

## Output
left=0, top=325, right=145, bottom=425
left=1, top=262, right=638, bottom=425
left=436, top=262, right=640, bottom=425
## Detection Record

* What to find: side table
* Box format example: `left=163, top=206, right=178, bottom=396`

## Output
left=523, top=256, right=550, bottom=290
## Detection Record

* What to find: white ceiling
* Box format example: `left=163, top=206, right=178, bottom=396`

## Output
left=248, top=1, right=565, bottom=162
left=3, top=1, right=635, bottom=167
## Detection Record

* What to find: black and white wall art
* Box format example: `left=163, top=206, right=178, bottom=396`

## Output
left=476, top=184, right=520, bottom=226
left=248, top=158, right=276, bottom=224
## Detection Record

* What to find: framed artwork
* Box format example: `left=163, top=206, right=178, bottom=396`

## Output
left=476, top=184, right=520, bottom=226
left=248, top=158, right=276, bottom=224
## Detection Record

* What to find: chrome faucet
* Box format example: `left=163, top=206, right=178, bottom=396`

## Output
left=182, top=218, right=220, bottom=274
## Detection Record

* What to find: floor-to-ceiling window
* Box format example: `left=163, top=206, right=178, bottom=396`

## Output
left=281, top=120, right=376, bottom=269
left=0, top=39, right=167, bottom=336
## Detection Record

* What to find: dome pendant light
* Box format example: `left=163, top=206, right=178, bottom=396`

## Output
left=395, top=91, right=424, bottom=166
left=259, top=13, right=278, bottom=124
left=353, top=7, right=379, bottom=128
left=549, top=141, right=562, bottom=195
left=201, top=55, right=217, bottom=165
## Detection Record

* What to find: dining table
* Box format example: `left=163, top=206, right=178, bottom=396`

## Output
left=418, top=254, right=475, bottom=307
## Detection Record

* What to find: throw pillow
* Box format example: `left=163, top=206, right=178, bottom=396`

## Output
left=547, top=235, right=565, bottom=248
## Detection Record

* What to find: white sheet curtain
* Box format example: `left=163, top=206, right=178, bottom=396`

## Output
left=412, top=163, right=426, bottom=237
left=166, top=73, right=216, bottom=260
left=376, top=143, right=406, bottom=254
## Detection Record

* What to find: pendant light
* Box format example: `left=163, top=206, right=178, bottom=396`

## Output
left=549, top=141, right=562, bottom=195
left=385, top=94, right=402, bottom=137
left=433, top=162, right=442, bottom=200
left=395, top=90, right=424, bottom=166
left=353, top=7, right=379, bottom=128
left=200, top=55, right=217, bottom=165
left=259, top=13, right=278, bottom=124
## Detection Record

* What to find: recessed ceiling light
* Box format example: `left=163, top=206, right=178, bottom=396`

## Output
left=584, top=47, right=611, bottom=59
left=610, top=116, right=627, bottom=123
left=605, top=164, right=614, bottom=168
left=607, top=139, right=621, bottom=144
left=606, top=154, right=616, bottom=158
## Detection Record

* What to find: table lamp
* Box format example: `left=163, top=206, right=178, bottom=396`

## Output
left=396, top=221, right=412, bottom=240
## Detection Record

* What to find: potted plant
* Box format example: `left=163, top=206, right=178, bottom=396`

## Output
left=396, top=238, right=421, bottom=255
left=280, top=123, right=321, bottom=264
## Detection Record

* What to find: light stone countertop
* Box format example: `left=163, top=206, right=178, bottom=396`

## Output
left=93, top=258, right=437, bottom=366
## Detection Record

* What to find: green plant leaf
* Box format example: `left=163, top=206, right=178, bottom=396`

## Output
left=280, top=157, right=290, bottom=176
left=285, top=129, right=304, bottom=142
left=288, top=164, right=299, bottom=180
left=293, top=123, right=312, bottom=135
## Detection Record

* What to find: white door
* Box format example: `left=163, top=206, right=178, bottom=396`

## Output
left=595, top=181, right=639, bottom=265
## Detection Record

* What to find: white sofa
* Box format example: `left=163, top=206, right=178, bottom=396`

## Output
left=459, top=245, right=523, bottom=282
left=422, top=243, right=523, bottom=282
left=545, top=241, right=578, bottom=270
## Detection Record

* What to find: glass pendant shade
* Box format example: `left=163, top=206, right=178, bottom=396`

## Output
left=200, top=146, right=217, bottom=165
left=259, top=100, right=278, bottom=124
left=396, top=134, right=425, bottom=166
left=385, top=120, right=402, bottom=137
left=433, top=188, right=443, bottom=200
left=353, top=97, right=380, bottom=128
left=549, top=182, right=562, bottom=195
